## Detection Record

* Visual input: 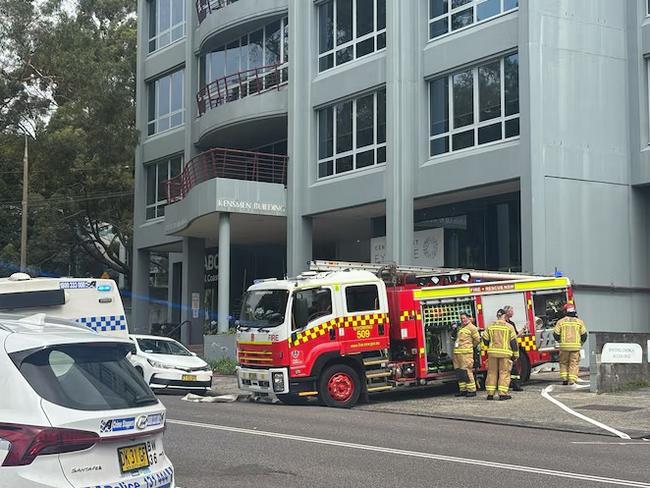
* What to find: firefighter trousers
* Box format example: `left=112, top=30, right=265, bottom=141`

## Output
left=559, top=350, right=580, bottom=384
left=486, top=357, right=512, bottom=396
left=452, top=354, right=476, bottom=392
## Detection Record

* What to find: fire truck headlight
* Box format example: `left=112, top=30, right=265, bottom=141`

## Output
left=272, top=372, right=285, bottom=392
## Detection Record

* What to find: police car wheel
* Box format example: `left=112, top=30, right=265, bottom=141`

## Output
left=319, top=364, right=360, bottom=408
left=276, top=393, right=309, bottom=405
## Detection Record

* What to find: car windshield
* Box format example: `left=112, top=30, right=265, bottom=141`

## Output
left=11, top=342, right=157, bottom=411
left=137, top=338, right=192, bottom=356
left=239, top=289, right=289, bottom=328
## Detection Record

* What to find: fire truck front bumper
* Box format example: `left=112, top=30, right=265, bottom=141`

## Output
left=237, top=366, right=289, bottom=395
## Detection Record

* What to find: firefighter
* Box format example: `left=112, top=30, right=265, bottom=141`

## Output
left=503, top=305, right=524, bottom=392
left=482, top=309, right=519, bottom=401
left=553, top=303, right=588, bottom=385
left=453, top=312, right=481, bottom=397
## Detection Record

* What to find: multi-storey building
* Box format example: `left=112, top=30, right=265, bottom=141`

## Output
left=132, top=0, right=650, bottom=345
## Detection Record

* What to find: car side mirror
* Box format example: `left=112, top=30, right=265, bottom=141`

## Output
left=191, top=352, right=197, bottom=357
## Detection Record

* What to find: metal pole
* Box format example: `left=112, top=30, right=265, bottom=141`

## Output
left=217, top=212, right=230, bottom=333
left=20, top=133, right=28, bottom=272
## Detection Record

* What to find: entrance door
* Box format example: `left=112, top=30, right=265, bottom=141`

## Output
left=480, top=292, right=528, bottom=333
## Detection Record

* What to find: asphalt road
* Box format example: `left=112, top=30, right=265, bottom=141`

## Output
left=159, top=393, right=650, bottom=488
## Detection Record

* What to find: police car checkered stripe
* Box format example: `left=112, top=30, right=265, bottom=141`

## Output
left=77, top=315, right=127, bottom=332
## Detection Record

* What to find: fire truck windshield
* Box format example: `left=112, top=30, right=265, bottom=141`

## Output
left=239, top=289, right=289, bottom=328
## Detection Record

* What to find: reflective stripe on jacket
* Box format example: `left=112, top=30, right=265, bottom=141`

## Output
left=482, top=320, right=518, bottom=358
left=453, top=323, right=480, bottom=354
left=553, top=317, right=587, bottom=351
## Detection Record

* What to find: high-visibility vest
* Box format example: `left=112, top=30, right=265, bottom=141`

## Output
left=482, top=320, right=518, bottom=358
left=553, top=317, right=587, bottom=351
left=453, top=323, right=480, bottom=355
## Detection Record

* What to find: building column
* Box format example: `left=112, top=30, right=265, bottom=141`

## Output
left=131, top=248, right=151, bottom=334
left=385, top=0, right=417, bottom=264
left=217, top=213, right=231, bottom=333
left=181, top=237, right=205, bottom=345
left=287, top=0, right=313, bottom=276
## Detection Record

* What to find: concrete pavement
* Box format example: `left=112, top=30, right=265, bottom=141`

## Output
left=203, top=372, right=650, bottom=439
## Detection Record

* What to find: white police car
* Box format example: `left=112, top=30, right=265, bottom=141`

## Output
left=128, top=335, right=213, bottom=392
left=0, top=314, right=175, bottom=488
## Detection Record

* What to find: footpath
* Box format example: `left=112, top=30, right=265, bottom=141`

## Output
left=205, top=372, right=650, bottom=439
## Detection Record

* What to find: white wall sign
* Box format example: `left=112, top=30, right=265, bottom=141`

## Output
left=191, top=292, right=200, bottom=319
left=601, top=343, right=643, bottom=364
left=370, top=228, right=444, bottom=267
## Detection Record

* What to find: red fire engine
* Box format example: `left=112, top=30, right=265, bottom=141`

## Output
left=236, top=260, right=574, bottom=407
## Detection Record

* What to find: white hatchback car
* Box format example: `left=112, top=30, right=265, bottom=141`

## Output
left=128, top=335, right=213, bottom=392
left=0, top=315, right=175, bottom=488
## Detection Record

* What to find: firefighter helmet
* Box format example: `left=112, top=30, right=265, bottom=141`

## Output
left=563, top=303, right=576, bottom=313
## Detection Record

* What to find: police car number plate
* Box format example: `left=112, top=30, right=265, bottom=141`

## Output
left=118, top=443, right=149, bottom=473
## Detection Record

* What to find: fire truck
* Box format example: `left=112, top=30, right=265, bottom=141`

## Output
left=236, top=260, right=574, bottom=407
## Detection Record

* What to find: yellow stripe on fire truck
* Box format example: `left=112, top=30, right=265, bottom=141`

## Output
left=399, top=310, right=422, bottom=322
left=288, top=313, right=389, bottom=347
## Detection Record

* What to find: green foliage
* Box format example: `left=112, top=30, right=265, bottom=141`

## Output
left=208, top=358, right=238, bottom=376
left=0, top=0, right=137, bottom=280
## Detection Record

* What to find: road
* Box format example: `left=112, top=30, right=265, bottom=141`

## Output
left=159, top=394, right=650, bottom=488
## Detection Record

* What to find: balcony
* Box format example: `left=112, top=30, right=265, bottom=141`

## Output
left=166, top=147, right=288, bottom=203
left=195, top=0, right=239, bottom=24
left=196, top=63, right=288, bottom=117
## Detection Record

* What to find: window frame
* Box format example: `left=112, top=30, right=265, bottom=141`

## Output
left=145, top=154, right=184, bottom=220
left=428, top=0, right=518, bottom=42
left=318, top=0, right=387, bottom=73
left=148, top=0, right=186, bottom=54
left=147, top=69, right=185, bottom=136
left=291, top=287, right=334, bottom=331
left=203, top=16, right=289, bottom=86
left=344, top=284, right=381, bottom=314
left=428, top=52, right=519, bottom=158
left=317, top=88, right=387, bottom=180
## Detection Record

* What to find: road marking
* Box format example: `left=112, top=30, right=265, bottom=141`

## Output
left=571, top=441, right=650, bottom=446
left=541, top=385, right=631, bottom=439
left=168, top=419, right=650, bottom=487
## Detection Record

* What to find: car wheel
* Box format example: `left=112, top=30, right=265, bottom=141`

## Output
left=319, top=364, right=361, bottom=408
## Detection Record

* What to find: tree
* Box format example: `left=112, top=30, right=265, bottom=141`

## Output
left=0, top=0, right=137, bottom=281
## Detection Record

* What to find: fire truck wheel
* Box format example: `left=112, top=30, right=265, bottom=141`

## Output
left=515, top=353, right=531, bottom=382
left=276, top=393, right=309, bottom=405
left=320, top=364, right=361, bottom=408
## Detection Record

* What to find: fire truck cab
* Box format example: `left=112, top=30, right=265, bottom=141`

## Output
left=236, top=261, right=574, bottom=408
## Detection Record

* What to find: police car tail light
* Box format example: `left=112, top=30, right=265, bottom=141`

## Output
left=0, top=423, right=99, bottom=466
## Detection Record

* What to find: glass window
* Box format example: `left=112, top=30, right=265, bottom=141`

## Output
left=318, top=88, right=386, bottom=178
left=292, top=288, right=332, bottom=331
left=148, top=0, right=185, bottom=54
left=137, top=338, right=192, bottom=356
left=318, top=0, right=387, bottom=72
left=428, top=53, right=519, bottom=157
left=345, top=284, right=380, bottom=312
left=429, top=0, right=518, bottom=41
left=11, top=343, right=157, bottom=411
left=148, top=69, right=184, bottom=136
left=145, top=155, right=183, bottom=220
left=240, top=289, right=289, bottom=328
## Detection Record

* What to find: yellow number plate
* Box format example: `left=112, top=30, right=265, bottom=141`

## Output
left=118, top=443, right=149, bottom=473
left=182, top=374, right=197, bottom=381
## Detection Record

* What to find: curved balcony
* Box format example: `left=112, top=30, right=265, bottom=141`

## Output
left=166, top=147, right=288, bottom=203
left=195, top=0, right=236, bottom=24
left=197, top=63, right=288, bottom=116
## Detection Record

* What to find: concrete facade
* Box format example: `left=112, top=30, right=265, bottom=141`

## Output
left=133, top=0, right=650, bottom=344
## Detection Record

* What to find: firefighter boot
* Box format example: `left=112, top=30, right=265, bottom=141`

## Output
left=562, top=381, right=569, bottom=386
left=466, top=391, right=476, bottom=397
left=486, top=395, right=494, bottom=400
left=499, top=395, right=512, bottom=401
left=455, top=391, right=467, bottom=397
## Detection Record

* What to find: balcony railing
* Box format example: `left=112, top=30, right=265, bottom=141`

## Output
left=196, top=63, right=288, bottom=116
left=195, top=0, right=239, bottom=24
left=165, top=147, right=288, bottom=203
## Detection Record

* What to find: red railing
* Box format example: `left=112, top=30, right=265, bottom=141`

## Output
left=195, top=0, right=238, bottom=24
left=196, top=63, right=288, bottom=116
left=165, top=147, right=288, bottom=203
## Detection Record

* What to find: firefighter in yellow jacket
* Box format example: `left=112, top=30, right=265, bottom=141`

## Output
left=482, top=309, right=519, bottom=401
left=453, top=312, right=481, bottom=397
left=553, top=303, right=587, bottom=385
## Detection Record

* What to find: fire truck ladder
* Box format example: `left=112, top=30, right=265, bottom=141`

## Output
left=362, top=350, right=393, bottom=393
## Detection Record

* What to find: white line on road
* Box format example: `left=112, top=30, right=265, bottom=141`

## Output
left=168, top=419, right=650, bottom=487
left=541, top=385, right=632, bottom=440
